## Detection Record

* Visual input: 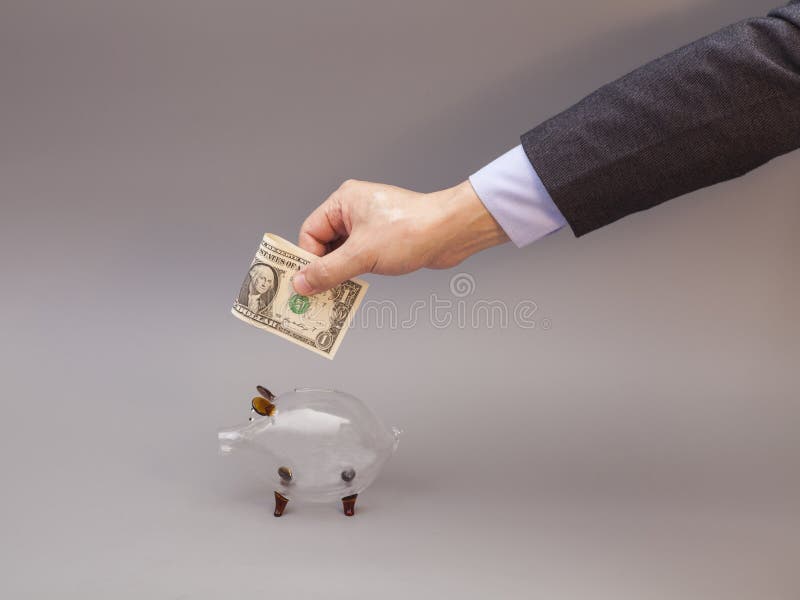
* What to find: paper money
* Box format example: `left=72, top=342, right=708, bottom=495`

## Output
left=231, top=233, right=368, bottom=359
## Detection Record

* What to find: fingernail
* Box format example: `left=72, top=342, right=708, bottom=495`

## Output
left=292, top=272, right=315, bottom=295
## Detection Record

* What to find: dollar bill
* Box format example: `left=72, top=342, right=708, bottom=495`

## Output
left=231, top=233, right=368, bottom=359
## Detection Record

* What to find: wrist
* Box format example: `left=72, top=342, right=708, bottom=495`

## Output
left=427, top=180, right=509, bottom=267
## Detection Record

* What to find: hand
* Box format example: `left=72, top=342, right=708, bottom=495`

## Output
left=293, top=179, right=509, bottom=295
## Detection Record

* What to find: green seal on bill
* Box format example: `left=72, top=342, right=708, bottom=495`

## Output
left=288, top=293, right=311, bottom=314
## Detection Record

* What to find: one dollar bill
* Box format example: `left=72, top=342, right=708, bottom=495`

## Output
left=231, top=233, right=368, bottom=359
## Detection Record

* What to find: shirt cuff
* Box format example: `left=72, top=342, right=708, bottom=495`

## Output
left=469, top=145, right=567, bottom=247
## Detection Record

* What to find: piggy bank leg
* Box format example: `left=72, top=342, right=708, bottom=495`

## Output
left=274, top=491, right=289, bottom=517
left=342, top=494, right=358, bottom=517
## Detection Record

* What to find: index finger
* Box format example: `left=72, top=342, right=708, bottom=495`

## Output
left=298, top=192, right=348, bottom=257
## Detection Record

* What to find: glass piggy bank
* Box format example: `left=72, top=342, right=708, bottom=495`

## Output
left=218, top=386, right=401, bottom=517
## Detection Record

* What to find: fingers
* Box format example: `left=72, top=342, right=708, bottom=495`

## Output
left=292, top=241, right=367, bottom=295
left=298, top=187, right=349, bottom=256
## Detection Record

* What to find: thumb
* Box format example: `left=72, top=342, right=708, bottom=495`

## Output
left=292, top=242, right=367, bottom=295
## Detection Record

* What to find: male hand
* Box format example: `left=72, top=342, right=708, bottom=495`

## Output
left=293, top=179, right=509, bottom=295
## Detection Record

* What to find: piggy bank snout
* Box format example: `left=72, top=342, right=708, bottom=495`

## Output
left=218, top=427, right=242, bottom=454
left=217, top=416, right=272, bottom=454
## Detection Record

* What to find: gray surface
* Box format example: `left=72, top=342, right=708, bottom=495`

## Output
left=1, top=1, right=798, bottom=598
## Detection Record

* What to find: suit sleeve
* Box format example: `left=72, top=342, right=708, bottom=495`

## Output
left=521, top=1, right=800, bottom=236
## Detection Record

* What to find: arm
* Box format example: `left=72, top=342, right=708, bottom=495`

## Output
left=294, top=2, right=800, bottom=295
left=524, top=1, right=800, bottom=235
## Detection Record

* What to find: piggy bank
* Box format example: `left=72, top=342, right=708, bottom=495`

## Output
left=218, top=386, right=401, bottom=517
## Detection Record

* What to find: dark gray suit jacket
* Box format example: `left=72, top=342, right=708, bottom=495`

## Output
left=521, top=1, right=800, bottom=236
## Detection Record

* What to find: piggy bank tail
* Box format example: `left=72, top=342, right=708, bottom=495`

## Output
left=391, top=426, right=403, bottom=453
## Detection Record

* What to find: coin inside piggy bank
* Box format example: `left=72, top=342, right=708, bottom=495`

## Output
left=218, top=386, right=401, bottom=517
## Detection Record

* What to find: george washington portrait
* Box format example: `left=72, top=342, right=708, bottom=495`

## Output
left=238, top=263, right=279, bottom=317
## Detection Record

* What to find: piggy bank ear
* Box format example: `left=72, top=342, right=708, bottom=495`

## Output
left=252, top=396, right=276, bottom=416
left=256, top=385, right=275, bottom=401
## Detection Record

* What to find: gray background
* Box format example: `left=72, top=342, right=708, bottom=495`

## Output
left=1, top=1, right=798, bottom=598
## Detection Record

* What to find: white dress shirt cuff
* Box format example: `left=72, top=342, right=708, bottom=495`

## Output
left=469, top=145, right=567, bottom=248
